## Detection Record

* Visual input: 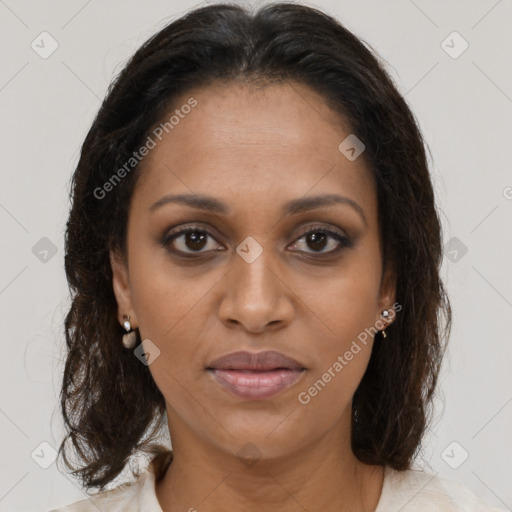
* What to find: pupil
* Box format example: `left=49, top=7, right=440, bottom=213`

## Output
left=308, top=232, right=327, bottom=251
left=186, top=231, right=207, bottom=250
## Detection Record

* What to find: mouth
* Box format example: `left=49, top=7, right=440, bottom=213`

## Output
left=206, top=368, right=306, bottom=400
left=205, top=350, right=307, bottom=400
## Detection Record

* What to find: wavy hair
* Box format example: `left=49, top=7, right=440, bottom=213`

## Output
left=58, top=1, right=452, bottom=491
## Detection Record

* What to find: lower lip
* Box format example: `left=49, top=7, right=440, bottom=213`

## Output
left=207, top=368, right=306, bottom=400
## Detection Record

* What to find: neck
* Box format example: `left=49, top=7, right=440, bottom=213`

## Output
left=155, top=417, right=384, bottom=512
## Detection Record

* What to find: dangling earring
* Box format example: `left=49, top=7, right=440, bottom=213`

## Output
left=122, top=314, right=137, bottom=349
left=380, top=309, right=390, bottom=338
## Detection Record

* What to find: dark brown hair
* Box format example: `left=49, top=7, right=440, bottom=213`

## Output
left=58, top=1, right=451, bottom=491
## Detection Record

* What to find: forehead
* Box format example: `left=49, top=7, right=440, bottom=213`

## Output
left=133, top=80, right=375, bottom=217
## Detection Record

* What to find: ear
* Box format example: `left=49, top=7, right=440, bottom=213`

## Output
left=110, top=248, right=137, bottom=328
left=375, top=263, right=397, bottom=325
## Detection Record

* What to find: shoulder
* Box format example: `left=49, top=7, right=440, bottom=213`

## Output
left=48, top=482, right=139, bottom=512
left=377, top=466, right=506, bottom=512
left=48, top=464, right=160, bottom=512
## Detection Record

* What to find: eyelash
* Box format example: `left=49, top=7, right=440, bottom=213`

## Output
left=160, top=223, right=351, bottom=258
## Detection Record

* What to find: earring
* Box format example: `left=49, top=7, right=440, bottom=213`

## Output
left=122, top=314, right=138, bottom=349
left=380, top=309, right=390, bottom=338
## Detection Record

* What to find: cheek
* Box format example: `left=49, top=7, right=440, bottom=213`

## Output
left=131, top=271, right=212, bottom=418
left=296, top=255, right=381, bottom=407
left=295, top=278, right=378, bottom=423
left=128, top=250, right=218, bottom=379
left=294, top=349, right=370, bottom=439
left=297, top=251, right=381, bottom=346
left=128, top=239, right=209, bottom=340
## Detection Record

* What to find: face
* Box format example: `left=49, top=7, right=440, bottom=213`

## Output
left=110, top=79, right=395, bottom=464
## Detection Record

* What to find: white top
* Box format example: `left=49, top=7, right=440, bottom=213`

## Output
left=49, top=458, right=506, bottom=512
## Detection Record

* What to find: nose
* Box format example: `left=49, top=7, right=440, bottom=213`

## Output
left=218, top=246, right=294, bottom=333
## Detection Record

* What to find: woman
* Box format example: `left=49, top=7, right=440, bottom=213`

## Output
left=50, top=2, right=503, bottom=511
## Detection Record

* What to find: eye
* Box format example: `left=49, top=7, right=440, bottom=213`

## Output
left=161, top=224, right=351, bottom=258
left=161, top=226, right=224, bottom=256
left=288, top=226, right=351, bottom=255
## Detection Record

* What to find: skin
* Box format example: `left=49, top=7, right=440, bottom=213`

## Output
left=110, top=79, right=396, bottom=512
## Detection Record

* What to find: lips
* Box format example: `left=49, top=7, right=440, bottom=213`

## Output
left=206, top=350, right=306, bottom=372
left=206, top=350, right=307, bottom=400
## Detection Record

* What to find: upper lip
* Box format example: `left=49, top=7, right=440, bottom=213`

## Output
left=206, top=350, right=306, bottom=371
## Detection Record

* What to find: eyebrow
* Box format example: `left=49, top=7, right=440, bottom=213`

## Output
left=149, top=193, right=367, bottom=226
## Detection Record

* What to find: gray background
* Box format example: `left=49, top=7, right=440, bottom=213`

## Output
left=0, top=0, right=511, bottom=510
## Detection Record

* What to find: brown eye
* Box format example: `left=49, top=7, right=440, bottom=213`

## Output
left=162, top=227, right=223, bottom=255
left=181, top=231, right=208, bottom=251
left=289, top=227, right=351, bottom=255
left=304, top=232, right=329, bottom=251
